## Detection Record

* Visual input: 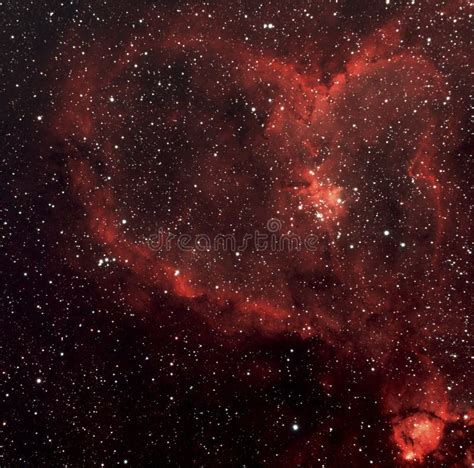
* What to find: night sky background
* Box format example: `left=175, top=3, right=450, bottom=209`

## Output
left=1, top=0, right=473, bottom=466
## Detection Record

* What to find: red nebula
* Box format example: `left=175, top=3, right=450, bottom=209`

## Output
left=46, top=0, right=472, bottom=464
left=393, top=413, right=445, bottom=463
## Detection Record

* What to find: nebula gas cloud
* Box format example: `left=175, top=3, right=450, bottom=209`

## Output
left=2, top=0, right=472, bottom=466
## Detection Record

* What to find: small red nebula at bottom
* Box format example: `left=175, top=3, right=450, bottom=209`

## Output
left=392, top=413, right=445, bottom=463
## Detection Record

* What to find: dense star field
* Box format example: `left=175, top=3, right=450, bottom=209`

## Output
left=1, top=0, right=473, bottom=466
